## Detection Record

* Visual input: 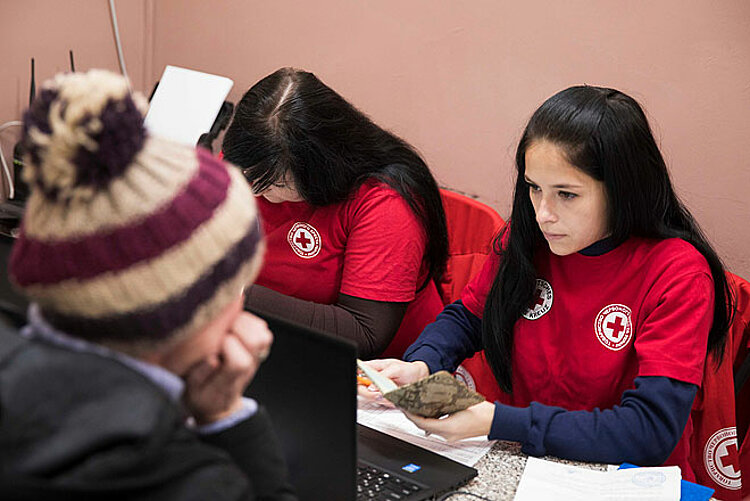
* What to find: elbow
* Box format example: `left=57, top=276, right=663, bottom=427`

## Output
left=624, top=432, right=679, bottom=466
left=357, top=330, right=391, bottom=359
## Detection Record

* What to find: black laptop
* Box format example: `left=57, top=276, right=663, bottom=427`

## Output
left=245, top=311, right=478, bottom=500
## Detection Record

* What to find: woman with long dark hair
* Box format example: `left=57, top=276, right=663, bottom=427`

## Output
left=362, top=86, right=734, bottom=480
left=222, top=68, right=448, bottom=358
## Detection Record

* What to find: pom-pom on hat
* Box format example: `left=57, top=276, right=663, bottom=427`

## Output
left=9, top=69, right=264, bottom=351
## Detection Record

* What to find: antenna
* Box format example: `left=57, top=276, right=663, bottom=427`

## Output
left=29, top=58, right=35, bottom=106
left=69, top=50, right=75, bottom=72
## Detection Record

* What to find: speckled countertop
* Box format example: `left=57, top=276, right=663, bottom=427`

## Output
left=449, top=441, right=610, bottom=500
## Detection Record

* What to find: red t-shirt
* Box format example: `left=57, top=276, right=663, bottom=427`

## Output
left=255, top=180, right=443, bottom=357
left=461, top=237, right=714, bottom=475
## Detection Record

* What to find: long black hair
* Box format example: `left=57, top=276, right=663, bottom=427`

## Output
left=484, top=85, right=734, bottom=393
left=222, top=67, right=448, bottom=287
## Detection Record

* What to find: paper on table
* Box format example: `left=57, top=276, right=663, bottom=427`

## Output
left=144, top=65, right=233, bottom=146
left=514, top=457, right=681, bottom=501
left=357, top=397, right=494, bottom=467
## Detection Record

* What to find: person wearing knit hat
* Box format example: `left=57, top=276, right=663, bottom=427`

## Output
left=0, top=69, right=297, bottom=500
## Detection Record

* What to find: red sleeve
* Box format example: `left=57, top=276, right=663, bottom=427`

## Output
left=339, top=183, right=427, bottom=302
left=459, top=252, right=499, bottom=318
left=460, top=227, right=509, bottom=318
left=635, top=247, right=714, bottom=386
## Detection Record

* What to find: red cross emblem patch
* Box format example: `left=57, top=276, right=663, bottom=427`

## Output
left=522, top=279, right=553, bottom=320
left=594, top=304, right=633, bottom=351
left=287, top=222, right=321, bottom=259
left=703, top=427, right=741, bottom=490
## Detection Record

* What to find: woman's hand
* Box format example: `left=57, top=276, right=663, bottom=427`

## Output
left=183, top=312, right=273, bottom=425
left=404, top=400, right=495, bottom=442
left=357, top=359, right=430, bottom=402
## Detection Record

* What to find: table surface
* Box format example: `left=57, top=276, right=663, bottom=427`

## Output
left=447, top=441, right=610, bottom=500
left=447, top=442, right=717, bottom=501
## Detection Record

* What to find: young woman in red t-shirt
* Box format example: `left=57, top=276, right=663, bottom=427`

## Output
left=222, top=68, right=448, bottom=358
left=362, top=86, right=734, bottom=479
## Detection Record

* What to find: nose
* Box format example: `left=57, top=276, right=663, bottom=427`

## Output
left=535, top=196, right=558, bottom=225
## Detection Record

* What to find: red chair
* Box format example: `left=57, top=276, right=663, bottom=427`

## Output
left=680, top=272, right=750, bottom=500
left=436, top=189, right=505, bottom=305
left=436, top=189, right=508, bottom=399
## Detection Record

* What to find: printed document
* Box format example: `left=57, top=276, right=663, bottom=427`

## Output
left=514, top=457, right=681, bottom=501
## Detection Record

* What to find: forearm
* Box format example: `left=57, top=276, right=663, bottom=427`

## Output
left=403, top=300, right=483, bottom=373
left=245, top=285, right=407, bottom=358
left=490, top=376, right=697, bottom=465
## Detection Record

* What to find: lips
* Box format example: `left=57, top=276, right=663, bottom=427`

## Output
left=543, top=232, right=566, bottom=240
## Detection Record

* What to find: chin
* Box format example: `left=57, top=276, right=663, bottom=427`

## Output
left=546, top=241, right=577, bottom=256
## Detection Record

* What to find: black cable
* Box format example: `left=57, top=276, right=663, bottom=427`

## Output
left=437, top=490, right=494, bottom=501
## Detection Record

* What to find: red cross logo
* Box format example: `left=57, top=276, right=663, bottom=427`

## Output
left=532, top=289, right=545, bottom=308
left=295, top=231, right=312, bottom=250
left=703, top=427, right=741, bottom=489
left=594, top=304, right=632, bottom=351
left=287, top=222, right=321, bottom=259
left=718, top=442, right=739, bottom=475
left=522, top=279, right=553, bottom=320
left=606, top=316, right=626, bottom=342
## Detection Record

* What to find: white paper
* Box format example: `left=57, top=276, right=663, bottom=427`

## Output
left=514, top=457, right=681, bottom=501
left=144, top=65, right=233, bottom=146
left=357, top=397, right=494, bottom=466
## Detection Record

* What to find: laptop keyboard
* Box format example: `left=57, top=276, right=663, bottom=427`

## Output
left=356, top=463, right=424, bottom=500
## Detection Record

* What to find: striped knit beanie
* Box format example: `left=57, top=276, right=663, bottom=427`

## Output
left=8, top=69, right=263, bottom=351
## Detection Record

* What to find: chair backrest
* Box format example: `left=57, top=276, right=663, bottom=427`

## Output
left=687, top=271, right=750, bottom=500
left=727, top=273, right=750, bottom=499
left=436, top=189, right=505, bottom=305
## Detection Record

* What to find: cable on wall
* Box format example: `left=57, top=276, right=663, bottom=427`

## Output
left=108, top=0, right=129, bottom=84
left=0, top=122, right=23, bottom=200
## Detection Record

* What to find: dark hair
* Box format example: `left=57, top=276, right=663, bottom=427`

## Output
left=484, top=85, right=734, bottom=393
left=222, top=67, right=448, bottom=286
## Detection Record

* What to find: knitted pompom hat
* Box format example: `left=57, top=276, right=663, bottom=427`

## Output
left=9, top=69, right=263, bottom=351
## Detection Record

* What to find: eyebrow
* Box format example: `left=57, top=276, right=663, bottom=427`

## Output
left=524, top=175, right=583, bottom=189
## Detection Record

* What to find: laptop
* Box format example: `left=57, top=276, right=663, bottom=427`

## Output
left=245, top=311, right=477, bottom=500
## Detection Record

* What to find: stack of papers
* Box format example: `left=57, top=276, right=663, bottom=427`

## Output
left=514, top=457, right=681, bottom=501
left=357, top=397, right=494, bottom=466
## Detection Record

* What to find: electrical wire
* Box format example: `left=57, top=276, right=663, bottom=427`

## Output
left=0, top=121, right=23, bottom=200
left=108, top=0, right=129, bottom=84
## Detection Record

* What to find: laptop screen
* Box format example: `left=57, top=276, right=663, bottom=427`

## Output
left=245, top=311, right=357, bottom=500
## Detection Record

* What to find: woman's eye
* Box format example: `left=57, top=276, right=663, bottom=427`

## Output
left=559, top=191, right=577, bottom=200
left=527, top=183, right=541, bottom=193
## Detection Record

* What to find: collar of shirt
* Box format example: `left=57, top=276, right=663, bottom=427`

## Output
left=22, top=303, right=185, bottom=404
left=578, top=235, right=619, bottom=256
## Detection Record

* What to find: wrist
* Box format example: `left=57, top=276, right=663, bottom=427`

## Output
left=193, top=398, right=245, bottom=426
left=413, top=360, right=430, bottom=379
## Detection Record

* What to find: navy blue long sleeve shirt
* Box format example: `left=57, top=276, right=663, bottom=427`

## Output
left=403, top=300, right=697, bottom=466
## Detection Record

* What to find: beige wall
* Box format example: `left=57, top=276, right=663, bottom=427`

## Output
left=2, top=0, right=750, bottom=278
left=0, top=0, right=150, bottom=193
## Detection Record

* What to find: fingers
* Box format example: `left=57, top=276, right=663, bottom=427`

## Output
left=185, top=355, right=220, bottom=387
left=361, top=358, right=401, bottom=371
left=230, top=312, right=273, bottom=363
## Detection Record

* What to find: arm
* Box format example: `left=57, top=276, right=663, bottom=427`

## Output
left=406, top=376, right=696, bottom=467
left=245, top=286, right=407, bottom=358
left=492, top=376, right=697, bottom=465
